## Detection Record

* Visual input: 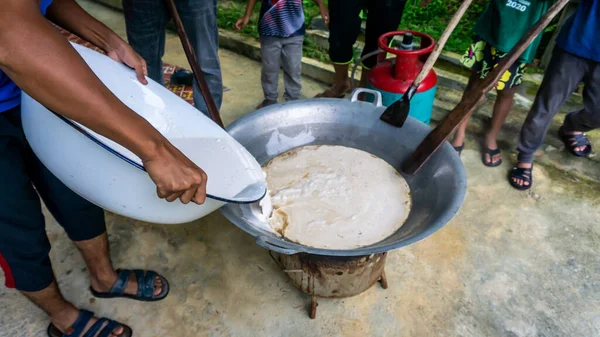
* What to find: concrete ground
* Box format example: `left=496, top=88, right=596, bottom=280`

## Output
left=2, top=2, right=600, bottom=337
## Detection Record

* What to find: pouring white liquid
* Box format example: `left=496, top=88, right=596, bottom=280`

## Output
left=260, top=145, right=412, bottom=250
left=259, top=192, right=274, bottom=219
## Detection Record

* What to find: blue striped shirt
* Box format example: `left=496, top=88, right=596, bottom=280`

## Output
left=258, top=0, right=305, bottom=38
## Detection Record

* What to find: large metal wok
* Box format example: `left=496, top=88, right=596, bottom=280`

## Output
left=221, top=89, right=466, bottom=256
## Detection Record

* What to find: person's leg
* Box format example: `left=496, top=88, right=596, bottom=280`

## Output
left=0, top=108, right=124, bottom=336
left=17, top=118, right=165, bottom=298
left=260, top=36, right=283, bottom=104
left=22, top=282, right=125, bottom=336
left=122, top=0, right=168, bottom=85
left=483, top=85, right=519, bottom=165
left=451, top=38, right=494, bottom=151
left=478, top=53, right=527, bottom=165
left=281, top=35, right=304, bottom=101
left=512, top=48, right=586, bottom=187
left=176, top=0, right=223, bottom=113
left=360, top=0, right=407, bottom=85
left=451, top=71, right=485, bottom=149
left=317, top=0, right=363, bottom=97
left=562, top=59, right=600, bottom=152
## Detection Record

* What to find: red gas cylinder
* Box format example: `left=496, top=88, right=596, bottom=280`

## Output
left=367, top=31, right=438, bottom=124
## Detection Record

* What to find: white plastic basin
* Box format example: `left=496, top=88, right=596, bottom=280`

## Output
left=21, top=43, right=265, bottom=224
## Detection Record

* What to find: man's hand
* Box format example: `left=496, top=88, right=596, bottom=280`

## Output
left=237, top=0, right=257, bottom=30
left=107, top=41, right=148, bottom=85
left=319, top=6, right=330, bottom=25
left=143, top=142, right=208, bottom=204
left=235, top=16, right=250, bottom=30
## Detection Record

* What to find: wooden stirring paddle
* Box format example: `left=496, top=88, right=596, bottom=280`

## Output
left=403, top=0, right=571, bottom=175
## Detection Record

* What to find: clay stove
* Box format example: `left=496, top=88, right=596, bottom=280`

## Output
left=271, top=252, right=388, bottom=318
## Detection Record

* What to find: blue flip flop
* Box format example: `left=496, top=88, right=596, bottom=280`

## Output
left=90, top=269, right=169, bottom=302
left=170, top=69, right=193, bottom=86
left=482, top=147, right=502, bottom=167
left=47, top=310, right=132, bottom=337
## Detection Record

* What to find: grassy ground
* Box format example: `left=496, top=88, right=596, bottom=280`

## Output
left=217, top=0, right=557, bottom=69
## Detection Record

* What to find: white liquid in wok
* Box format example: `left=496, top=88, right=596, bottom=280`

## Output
left=263, top=145, right=412, bottom=250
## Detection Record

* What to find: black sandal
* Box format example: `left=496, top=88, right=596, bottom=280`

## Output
left=509, top=165, right=533, bottom=191
left=314, top=87, right=348, bottom=98
left=90, top=269, right=169, bottom=302
left=482, top=147, right=502, bottom=167
left=559, top=126, right=592, bottom=157
left=47, top=310, right=132, bottom=337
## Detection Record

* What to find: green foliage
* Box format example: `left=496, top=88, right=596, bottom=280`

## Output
left=302, top=0, right=327, bottom=25
left=303, top=37, right=329, bottom=63
left=219, top=0, right=556, bottom=67
left=400, top=0, right=488, bottom=53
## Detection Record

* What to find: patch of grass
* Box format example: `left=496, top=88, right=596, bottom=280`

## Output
left=400, top=0, right=488, bottom=53
left=303, top=37, right=329, bottom=63
left=216, top=3, right=259, bottom=39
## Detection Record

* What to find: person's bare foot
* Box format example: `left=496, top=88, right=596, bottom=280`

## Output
left=91, top=270, right=164, bottom=297
left=315, top=80, right=351, bottom=98
left=52, top=305, right=125, bottom=337
left=483, top=134, right=502, bottom=166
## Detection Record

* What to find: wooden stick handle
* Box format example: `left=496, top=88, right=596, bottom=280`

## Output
left=403, top=0, right=571, bottom=175
left=164, top=0, right=225, bottom=128
left=413, top=0, right=474, bottom=86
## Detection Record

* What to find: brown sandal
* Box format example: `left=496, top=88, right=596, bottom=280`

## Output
left=314, top=87, right=349, bottom=98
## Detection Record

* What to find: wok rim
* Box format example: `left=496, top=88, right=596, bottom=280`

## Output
left=221, top=98, right=467, bottom=256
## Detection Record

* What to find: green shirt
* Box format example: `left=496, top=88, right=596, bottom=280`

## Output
left=474, top=0, right=553, bottom=63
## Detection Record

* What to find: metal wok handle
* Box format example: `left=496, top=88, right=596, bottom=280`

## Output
left=349, top=88, right=383, bottom=108
left=255, top=236, right=300, bottom=255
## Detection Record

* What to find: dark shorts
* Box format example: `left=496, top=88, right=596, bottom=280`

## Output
left=461, top=36, right=528, bottom=91
left=0, top=106, right=106, bottom=292
left=328, top=0, right=406, bottom=69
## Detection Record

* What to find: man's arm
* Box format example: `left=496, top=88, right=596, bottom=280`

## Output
left=0, top=0, right=206, bottom=204
left=312, top=0, right=329, bottom=25
left=45, top=0, right=148, bottom=83
left=235, top=0, right=258, bottom=30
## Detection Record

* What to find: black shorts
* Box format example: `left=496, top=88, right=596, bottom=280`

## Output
left=328, top=0, right=407, bottom=69
left=0, top=106, right=106, bottom=292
